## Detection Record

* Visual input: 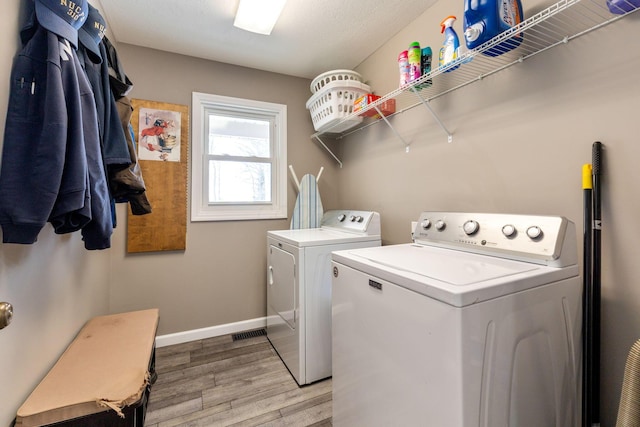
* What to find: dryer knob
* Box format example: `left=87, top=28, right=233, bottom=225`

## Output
left=463, top=220, right=479, bottom=235
left=338, top=214, right=346, bottom=222
left=421, top=219, right=432, bottom=229
left=502, top=224, right=517, bottom=238
left=349, top=215, right=356, bottom=222
left=435, top=220, right=446, bottom=231
left=356, top=216, right=364, bottom=222
left=526, top=226, right=543, bottom=240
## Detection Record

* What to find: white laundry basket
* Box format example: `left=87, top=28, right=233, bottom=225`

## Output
left=310, top=69, right=363, bottom=94
left=305, top=80, right=370, bottom=133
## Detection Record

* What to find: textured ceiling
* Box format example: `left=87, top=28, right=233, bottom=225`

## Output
left=97, top=0, right=437, bottom=79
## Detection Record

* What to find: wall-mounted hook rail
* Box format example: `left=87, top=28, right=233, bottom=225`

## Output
left=289, top=164, right=325, bottom=191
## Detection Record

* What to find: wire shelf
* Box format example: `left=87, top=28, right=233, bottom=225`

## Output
left=311, top=0, right=639, bottom=155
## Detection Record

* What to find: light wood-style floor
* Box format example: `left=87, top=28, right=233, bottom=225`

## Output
left=144, top=331, right=333, bottom=427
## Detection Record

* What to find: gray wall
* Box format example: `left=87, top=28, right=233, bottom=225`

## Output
left=1, top=0, right=638, bottom=425
left=0, top=3, right=111, bottom=426
left=341, top=2, right=640, bottom=426
left=0, top=4, right=335, bottom=425
left=108, top=44, right=339, bottom=335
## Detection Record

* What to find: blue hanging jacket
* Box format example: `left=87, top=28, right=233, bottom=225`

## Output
left=0, top=16, right=112, bottom=249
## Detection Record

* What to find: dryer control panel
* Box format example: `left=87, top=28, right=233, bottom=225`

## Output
left=412, top=212, right=577, bottom=267
left=321, top=210, right=381, bottom=235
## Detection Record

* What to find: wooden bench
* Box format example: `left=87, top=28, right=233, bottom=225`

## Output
left=15, top=309, right=159, bottom=427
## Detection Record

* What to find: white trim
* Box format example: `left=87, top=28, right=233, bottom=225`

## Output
left=155, top=316, right=267, bottom=348
left=191, top=92, right=287, bottom=222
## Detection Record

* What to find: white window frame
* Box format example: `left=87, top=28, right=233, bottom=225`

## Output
left=191, top=92, right=287, bottom=221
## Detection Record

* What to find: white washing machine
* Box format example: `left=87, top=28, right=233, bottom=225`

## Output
left=331, top=212, right=582, bottom=427
left=267, top=210, right=381, bottom=385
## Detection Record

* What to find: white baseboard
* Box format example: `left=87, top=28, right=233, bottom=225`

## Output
left=155, top=317, right=267, bottom=348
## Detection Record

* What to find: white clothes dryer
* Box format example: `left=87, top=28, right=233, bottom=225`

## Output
left=331, top=212, right=582, bottom=427
left=267, top=210, right=381, bottom=385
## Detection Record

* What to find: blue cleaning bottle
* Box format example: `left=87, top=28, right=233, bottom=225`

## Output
left=464, top=0, right=524, bottom=57
left=438, top=16, right=460, bottom=72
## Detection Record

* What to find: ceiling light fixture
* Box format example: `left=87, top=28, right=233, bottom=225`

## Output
left=233, top=0, right=287, bottom=35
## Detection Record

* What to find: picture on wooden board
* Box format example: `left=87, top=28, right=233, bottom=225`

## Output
left=137, top=107, right=182, bottom=162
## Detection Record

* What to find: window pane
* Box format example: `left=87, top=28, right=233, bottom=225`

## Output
left=208, top=160, right=272, bottom=203
left=191, top=92, right=286, bottom=221
left=208, top=115, right=270, bottom=157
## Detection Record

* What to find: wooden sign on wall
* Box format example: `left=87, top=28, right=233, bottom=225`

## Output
left=127, top=99, right=189, bottom=253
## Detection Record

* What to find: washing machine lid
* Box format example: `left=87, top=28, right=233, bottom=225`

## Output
left=332, top=244, right=579, bottom=307
left=268, top=228, right=380, bottom=247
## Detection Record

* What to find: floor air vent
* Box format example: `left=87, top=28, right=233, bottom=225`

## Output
left=232, top=328, right=266, bottom=341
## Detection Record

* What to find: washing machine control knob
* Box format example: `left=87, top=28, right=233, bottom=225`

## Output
left=421, top=219, right=432, bottom=229
left=355, top=216, right=364, bottom=222
left=338, top=214, right=346, bottom=222
left=502, top=224, right=517, bottom=238
left=526, top=226, right=543, bottom=240
left=349, top=215, right=356, bottom=222
left=463, top=220, right=479, bottom=235
left=435, top=220, right=446, bottom=231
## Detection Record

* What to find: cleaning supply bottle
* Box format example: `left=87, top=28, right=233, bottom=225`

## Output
left=607, top=0, right=640, bottom=14
left=463, top=0, right=524, bottom=57
left=407, top=42, right=422, bottom=83
left=438, top=16, right=460, bottom=72
left=420, top=46, right=433, bottom=88
left=398, top=50, right=410, bottom=87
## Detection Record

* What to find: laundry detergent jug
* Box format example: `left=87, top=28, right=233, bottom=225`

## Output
left=607, top=0, right=640, bottom=14
left=464, top=0, right=524, bottom=56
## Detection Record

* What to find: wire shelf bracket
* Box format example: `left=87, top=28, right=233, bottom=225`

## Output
left=313, top=135, right=343, bottom=168
left=408, top=86, right=454, bottom=143
left=372, top=105, right=411, bottom=152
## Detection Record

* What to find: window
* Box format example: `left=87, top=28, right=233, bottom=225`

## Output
left=191, top=92, right=287, bottom=221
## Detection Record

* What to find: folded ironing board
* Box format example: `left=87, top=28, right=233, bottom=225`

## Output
left=291, top=173, right=323, bottom=229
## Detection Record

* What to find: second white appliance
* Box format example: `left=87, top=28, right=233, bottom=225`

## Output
left=267, top=210, right=381, bottom=385
left=332, top=212, right=582, bottom=426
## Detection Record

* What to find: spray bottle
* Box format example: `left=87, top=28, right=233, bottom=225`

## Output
left=438, top=16, right=460, bottom=72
